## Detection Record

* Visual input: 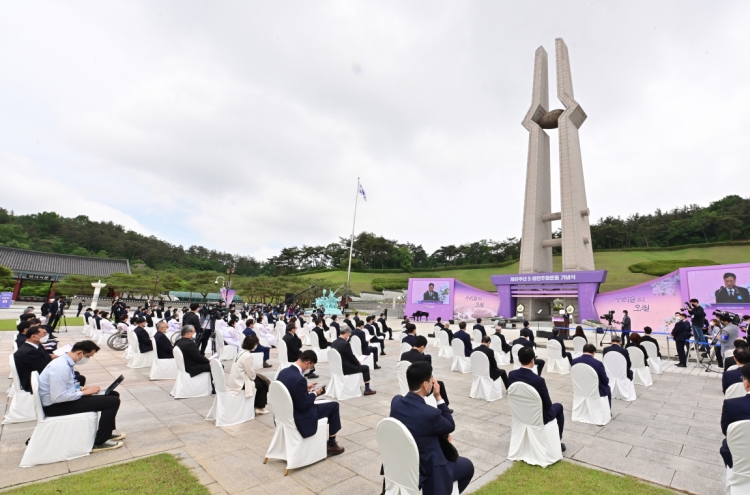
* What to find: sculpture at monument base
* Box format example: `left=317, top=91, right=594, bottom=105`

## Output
left=314, top=288, right=342, bottom=315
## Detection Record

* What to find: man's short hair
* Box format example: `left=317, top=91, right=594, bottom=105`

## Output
left=286, top=323, right=296, bottom=333
left=246, top=319, right=255, bottom=326
left=725, top=273, right=737, bottom=280
left=406, top=323, right=416, bottom=333
left=742, top=364, right=750, bottom=383
left=356, top=320, right=364, bottom=327
left=481, top=336, right=491, bottom=344
left=428, top=283, right=434, bottom=287
left=735, top=348, right=750, bottom=365
left=414, top=335, right=428, bottom=348
left=459, top=322, right=466, bottom=329
left=26, top=326, right=45, bottom=338
left=623, top=310, right=628, bottom=315
left=690, top=298, right=699, bottom=304
left=721, top=314, right=732, bottom=323
left=583, top=344, right=597, bottom=354
left=476, top=318, right=482, bottom=323
left=189, top=303, right=200, bottom=311
left=331, top=315, right=337, bottom=320
left=552, top=328, right=560, bottom=336
left=735, top=340, right=749, bottom=349
left=518, top=346, right=535, bottom=365
left=299, top=350, right=318, bottom=364
left=406, top=361, right=432, bottom=391
left=643, top=326, right=653, bottom=334
left=20, top=313, right=36, bottom=322
left=523, top=320, right=529, bottom=327
left=72, top=340, right=100, bottom=354
left=181, top=325, right=195, bottom=336
left=611, top=335, right=622, bottom=343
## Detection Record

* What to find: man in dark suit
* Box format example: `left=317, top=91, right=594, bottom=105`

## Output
left=509, top=347, right=565, bottom=451
left=572, top=344, right=611, bottom=406
left=76, top=301, right=83, bottom=317
left=14, top=325, right=56, bottom=393
left=723, top=340, right=749, bottom=371
left=143, top=309, right=154, bottom=328
left=343, top=315, right=355, bottom=332
left=441, top=322, right=454, bottom=344
left=473, top=336, right=509, bottom=389
left=603, top=335, right=633, bottom=379
left=390, top=362, right=473, bottom=494
left=378, top=313, right=392, bottom=340
left=154, top=321, right=174, bottom=359
left=330, top=315, right=341, bottom=338
left=47, top=297, right=61, bottom=330
left=619, top=310, right=632, bottom=346
left=83, top=308, right=92, bottom=325
left=723, top=348, right=750, bottom=393
left=715, top=272, right=750, bottom=303
left=283, top=323, right=317, bottom=377
left=401, top=336, right=451, bottom=407
left=365, top=316, right=385, bottom=355
left=641, top=326, right=661, bottom=358
left=454, top=322, right=473, bottom=357
left=493, top=326, right=512, bottom=354
left=353, top=321, right=381, bottom=369
left=174, top=325, right=212, bottom=386
left=512, top=335, right=545, bottom=375
left=671, top=313, right=692, bottom=368
left=423, top=283, right=440, bottom=301
left=182, top=303, right=205, bottom=351
left=164, top=307, right=172, bottom=321
left=312, top=319, right=330, bottom=349
left=330, top=328, right=376, bottom=395
left=242, top=320, right=271, bottom=367
left=519, top=320, right=535, bottom=343
left=473, top=318, right=486, bottom=338
left=276, top=350, right=345, bottom=455
left=403, top=323, right=417, bottom=347
left=549, top=328, right=573, bottom=365
left=133, top=317, right=154, bottom=354
left=353, top=312, right=362, bottom=326
left=720, top=365, right=750, bottom=469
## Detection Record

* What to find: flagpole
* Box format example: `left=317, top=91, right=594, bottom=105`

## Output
left=345, top=178, right=360, bottom=310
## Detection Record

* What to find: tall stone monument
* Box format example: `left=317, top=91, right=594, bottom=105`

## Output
left=519, top=38, right=594, bottom=274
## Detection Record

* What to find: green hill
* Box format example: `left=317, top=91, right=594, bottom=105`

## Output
left=297, top=245, right=750, bottom=294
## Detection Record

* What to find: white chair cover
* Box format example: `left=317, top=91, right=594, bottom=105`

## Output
left=299, top=323, right=312, bottom=346
left=572, top=336, right=586, bottom=359
left=123, top=327, right=135, bottom=360
left=309, top=331, right=329, bottom=363
left=507, top=381, right=562, bottom=468
left=627, top=347, right=653, bottom=387
left=571, top=363, right=611, bottom=426
left=20, top=372, right=97, bottom=467
left=274, top=339, right=292, bottom=379
left=490, top=335, right=511, bottom=365
left=215, top=329, right=238, bottom=361
left=472, top=329, right=483, bottom=348
left=265, top=381, right=328, bottom=473
left=325, top=349, right=362, bottom=400
left=400, top=332, right=408, bottom=342
left=603, top=352, right=637, bottom=401
left=82, top=319, right=91, bottom=337
left=170, top=346, right=213, bottom=399
left=512, top=344, right=538, bottom=374
left=400, top=342, right=412, bottom=354
left=127, top=330, right=156, bottom=369
left=546, top=340, right=571, bottom=375
left=641, top=341, right=663, bottom=375
left=376, top=418, right=459, bottom=495
left=726, top=382, right=747, bottom=399
left=469, top=352, right=503, bottom=402
left=3, top=355, right=36, bottom=424
left=349, top=335, right=374, bottom=371
left=275, top=321, right=286, bottom=341
left=727, top=420, right=750, bottom=494
left=437, top=331, right=453, bottom=358
left=395, top=361, right=437, bottom=408
left=450, top=339, right=471, bottom=373
left=148, top=338, right=178, bottom=380
left=206, top=359, right=255, bottom=427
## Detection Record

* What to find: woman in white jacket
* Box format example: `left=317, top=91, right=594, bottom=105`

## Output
left=226, top=335, right=270, bottom=414
left=100, top=311, right=118, bottom=334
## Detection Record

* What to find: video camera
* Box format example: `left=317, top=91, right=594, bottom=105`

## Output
left=600, top=310, right=615, bottom=323
left=713, top=310, right=741, bottom=326
left=201, top=303, right=228, bottom=322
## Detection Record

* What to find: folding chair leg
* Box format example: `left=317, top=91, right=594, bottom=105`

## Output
left=263, top=457, right=268, bottom=464
left=284, top=469, right=290, bottom=476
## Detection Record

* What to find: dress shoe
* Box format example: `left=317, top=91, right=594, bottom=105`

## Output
left=380, top=351, right=386, bottom=356
left=561, top=443, right=566, bottom=452
left=262, top=362, right=272, bottom=368
left=676, top=364, right=687, bottom=368
left=307, top=372, right=319, bottom=379
left=327, top=443, right=345, bottom=456
left=374, top=364, right=382, bottom=370
left=364, top=389, right=377, bottom=396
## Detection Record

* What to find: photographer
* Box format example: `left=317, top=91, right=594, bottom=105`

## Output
left=687, top=299, right=708, bottom=356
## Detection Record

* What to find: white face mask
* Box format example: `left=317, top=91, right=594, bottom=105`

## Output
left=78, top=356, right=90, bottom=365
left=40, top=335, right=49, bottom=343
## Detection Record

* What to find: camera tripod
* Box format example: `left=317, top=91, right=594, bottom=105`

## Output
left=696, top=336, right=722, bottom=373
left=597, top=322, right=618, bottom=347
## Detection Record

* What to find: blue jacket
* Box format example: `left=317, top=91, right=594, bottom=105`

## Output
left=276, top=366, right=319, bottom=438
left=508, top=367, right=556, bottom=424
left=571, top=354, right=610, bottom=398
left=723, top=367, right=744, bottom=394
left=242, top=326, right=256, bottom=338
left=454, top=330, right=472, bottom=357
left=390, top=392, right=456, bottom=495
left=722, top=394, right=750, bottom=436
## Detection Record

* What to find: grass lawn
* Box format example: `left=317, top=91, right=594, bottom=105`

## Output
left=0, top=317, right=84, bottom=331
left=298, top=245, right=750, bottom=294
left=474, top=461, right=676, bottom=495
left=3, top=454, right=208, bottom=495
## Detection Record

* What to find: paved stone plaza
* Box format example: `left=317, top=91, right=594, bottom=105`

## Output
left=0, top=324, right=728, bottom=495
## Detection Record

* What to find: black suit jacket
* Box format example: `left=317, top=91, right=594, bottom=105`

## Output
left=331, top=337, right=362, bottom=375
left=716, top=286, right=750, bottom=304
left=603, top=344, right=632, bottom=375
left=473, top=344, right=502, bottom=381
left=344, top=319, right=355, bottom=331
left=454, top=330, right=472, bottom=357
left=671, top=320, right=692, bottom=341
left=174, top=338, right=209, bottom=377
left=378, top=318, right=389, bottom=332
left=154, top=331, right=174, bottom=359
left=508, top=367, right=557, bottom=424
left=641, top=335, right=661, bottom=357
left=723, top=367, right=744, bottom=394
left=312, top=327, right=330, bottom=349
left=283, top=332, right=303, bottom=361
left=276, top=366, right=320, bottom=438
left=134, top=327, right=154, bottom=353
left=16, top=332, right=27, bottom=348
left=400, top=348, right=432, bottom=364
left=722, top=394, right=750, bottom=436
left=520, top=327, right=535, bottom=342
left=571, top=354, right=610, bottom=398
left=473, top=324, right=486, bottom=337
left=512, top=337, right=536, bottom=348
left=330, top=321, right=341, bottom=337
left=494, top=332, right=512, bottom=353
left=423, top=290, right=440, bottom=301
left=353, top=328, right=374, bottom=356
left=182, top=312, right=202, bottom=333
left=14, top=342, right=52, bottom=393
left=403, top=334, right=417, bottom=347
left=442, top=328, right=454, bottom=344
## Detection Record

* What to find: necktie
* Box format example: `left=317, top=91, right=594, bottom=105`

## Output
left=730, top=289, right=734, bottom=297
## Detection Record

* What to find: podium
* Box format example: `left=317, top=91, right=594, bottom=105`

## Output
left=552, top=315, right=570, bottom=339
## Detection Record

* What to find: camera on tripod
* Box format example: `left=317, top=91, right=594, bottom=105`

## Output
left=713, top=310, right=741, bottom=325
left=600, top=310, right=615, bottom=323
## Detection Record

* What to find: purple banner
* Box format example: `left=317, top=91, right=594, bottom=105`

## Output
left=491, top=270, right=608, bottom=285
left=453, top=280, right=499, bottom=320
left=0, top=292, right=11, bottom=309
left=220, top=288, right=236, bottom=303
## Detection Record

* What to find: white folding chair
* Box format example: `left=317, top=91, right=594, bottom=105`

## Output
left=727, top=420, right=750, bottom=494
left=546, top=340, right=571, bottom=375
left=170, top=346, right=213, bottom=399
left=400, top=332, right=408, bottom=342
left=571, top=363, right=611, bottom=426
left=148, top=338, right=178, bottom=381
left=3, top=355, right=36, bottom=424
left=309, top=331, right=329, bottom=363
left=396, top=361, right=437, bottom=408
left=206, top=359, right=255, bottom=427
left=325, top=349, right=362, bottom=400
left=20, top=372, right=97, bottom=467
left=377, top=418, right=459, bottom=495
left=215, top=330, right=238, bottom=361
left=726, top=382, right=747, bottom=399
left=123, top=327, right=135, bottom=360
left=507, top=381, right=562, bottom=468
left=450, top=339, right=471, bottom=373
left=82, top=318, right=91, bottom=337
left=490, top=335, right=511, bottom=365
left=264, top=381, right=328, bottom=475
left=472, top=329, right=483, bottom=348
left=437, top=331, right=453, bottom=358
left=274, top=339, right=292, bottom=379
left=641, top=341, right=663, bottom=375
left=469, top=352, right=503, bottom=402
left=349, top=335, right=374, bottom=371
left=127, top=331, right=156, bottom=369
left=603, top=352, right=636, bottom=401
left=627, top=347, right=653, bottom=387
left=512, top=344, right=539, bottom=374
left=572, top=336, right=586, bottom=359
left=400, top=342, right=412, bottom=354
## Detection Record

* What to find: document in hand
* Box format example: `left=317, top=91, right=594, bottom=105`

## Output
left=53, top=344, right=72, bottom=356
left=358, top=355, right=371, bottom=364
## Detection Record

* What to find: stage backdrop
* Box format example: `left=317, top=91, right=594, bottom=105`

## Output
left=405, top=278, right=499, bottom=322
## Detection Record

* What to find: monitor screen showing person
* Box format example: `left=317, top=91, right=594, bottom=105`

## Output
left=410, top=280, right=450, bottom=305
left=686, top=266, right=750, bottom=306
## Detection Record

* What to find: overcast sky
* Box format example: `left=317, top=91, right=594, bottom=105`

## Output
left=1, top=1, right=749, bottom=260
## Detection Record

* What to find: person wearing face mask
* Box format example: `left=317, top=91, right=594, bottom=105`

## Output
left=38, top=340, right=124, bottom=452
left=14, top=325, right=59, bottom=393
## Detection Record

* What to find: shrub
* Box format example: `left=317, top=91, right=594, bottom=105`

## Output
left=628, top=259, right=718, bottom=277
left=371, top=277, right=409, bottom=291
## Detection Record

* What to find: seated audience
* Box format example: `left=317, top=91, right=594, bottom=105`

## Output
left=509, top=347, right=565, bottom=451
left=153, top=321, right=174, bottom=359
left=549, top=328, right=573, bottom=365
left=378, top=313, right=392, bottom=340
left=625, top=333, right=649, bottom=366
left=390, top=361, right=474, bottom=494
left=116, top=314, right=130, bottom=335
left=227, top=335, right=270, bottom=414
left=454, top=322, right=473, bottom=357
left=241, top=319, right=272, bottom=368
left=276, top=350, right=345, bottom=455
left=723, top=339, right=749, bottom=371
left=353, top=320, right=381, bottom=369
left=573, top=325, right=587, bottom=342
left=403, top=323, right=418, bottom=347
left=442, top=321, right=454, bottom=344
left=331, top=327, right=377, bottom=395
left=473, top=318, right=486, bottom=338
left=640, top=326, right=660, bottom=358
left=400, top=336, right=450, bottom=407
left=723, top=348, right=750, bottom=393
left=519, top=320, right=535, bottom=343
left=14, top=325, right=59, bottom=393
left=603, top=335, right=633, bottom=380
left=330, top=315, right=341, bottom=338
left=720, top=365, right=750, bottom=470
left=493, top=325, right=512, bottom=354
left=283, top=322, right=313, bottom=376
left=99, top=312, right=117, bottom=334
left=175, top=325, right=213, bottom=388
left=39, top=340, right=124, bottom=452
left=365, top=316, right=386, bottom=355
left=312, top=318, right=331, bottom=349
left=512, top=334, right=545, bottom=375
left=572, top=343, right=611, bottom=406
left=256, top=321, right=278, bottom=347
left=133, top=317, right=154, bottom=354
left=472, top=336, right=509, bottom=389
